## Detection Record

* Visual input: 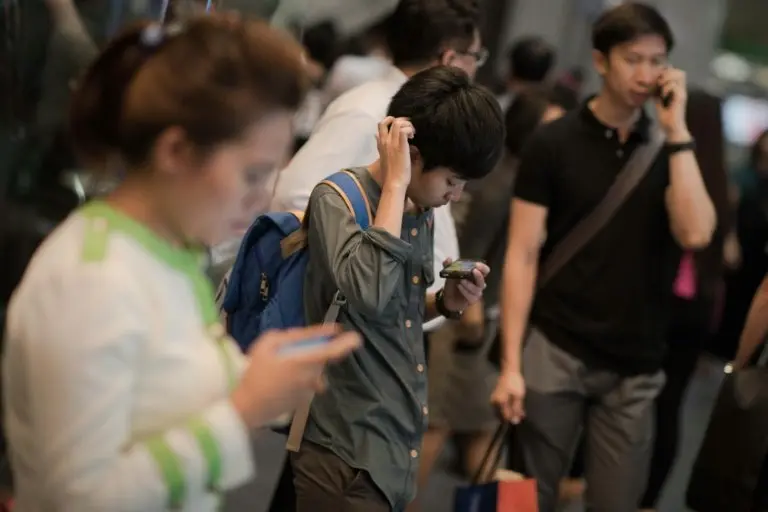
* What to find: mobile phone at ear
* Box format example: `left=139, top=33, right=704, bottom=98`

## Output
left=654, top=84, right=673, bottom=108
left=439, top=259, right=481, bottom=280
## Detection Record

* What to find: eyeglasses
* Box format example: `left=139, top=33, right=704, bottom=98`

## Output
left=461, top=47, right=489, bottom=68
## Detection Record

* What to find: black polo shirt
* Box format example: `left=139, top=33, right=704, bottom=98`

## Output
left=514, top=100, right=681, bottom=375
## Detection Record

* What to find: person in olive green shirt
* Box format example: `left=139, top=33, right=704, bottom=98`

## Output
left=292, top=66, right=504, bottom=512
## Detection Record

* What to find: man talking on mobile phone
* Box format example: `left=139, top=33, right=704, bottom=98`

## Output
left=491, top=3, right=716, bottom=512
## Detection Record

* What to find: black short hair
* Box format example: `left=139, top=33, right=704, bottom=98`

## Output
left=384, top=0, right=481, bottom=67
left=592, top=2, right=674, bottom=55
left=504, top=87, right=559, bottom=155
left=387, top=66, right=504, bottom=180
left=508, top=37, right=555, bottom=83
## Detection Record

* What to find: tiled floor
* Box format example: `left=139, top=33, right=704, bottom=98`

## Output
left=223, top=357, right=725, bottom=512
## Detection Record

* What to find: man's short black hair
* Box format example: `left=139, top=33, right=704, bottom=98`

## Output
left=508, top=37, right=555, bottom=83
left=387, top=66, right=504, bottom=180
left=592, top=2, right=674, bottom=55
left=383, top=0, right=481, bottom=68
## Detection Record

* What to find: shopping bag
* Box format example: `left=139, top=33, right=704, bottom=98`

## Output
left=453, top=423, right=538, bottom=512
left=686, top=344, right=768, bottom=512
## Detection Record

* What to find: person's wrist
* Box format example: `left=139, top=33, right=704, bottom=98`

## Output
left=382, top=178, right=409, bottom=194
left=501, top=354, right=522, bottom=375
left=664, top=126, right=692, bottom=143
left=230, top=387, right=255, bottom=428
left=436, top=288, right=463, bottom=319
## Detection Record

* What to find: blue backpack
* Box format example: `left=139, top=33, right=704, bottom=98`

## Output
left=217, top=170, right=371, bottom=352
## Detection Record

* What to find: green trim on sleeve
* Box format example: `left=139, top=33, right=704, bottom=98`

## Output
left=80, top=200, right=239, bottom=392
left=188, top=418, right=223, bottom=492
left=145, top=437, right=186, bottom=510
left=81, top=217, right=111, bottom=263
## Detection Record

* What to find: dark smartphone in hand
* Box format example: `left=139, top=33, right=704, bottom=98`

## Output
left=654, top=84, right=673, bottom=108
left=439, top=259, right=482, bottom=280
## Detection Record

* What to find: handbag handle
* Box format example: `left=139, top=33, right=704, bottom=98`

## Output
left=471, top=422, right=510, bottom=485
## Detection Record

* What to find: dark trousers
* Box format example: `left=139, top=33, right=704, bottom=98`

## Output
left=291, top=441, right=391, bottom=512
left=267, top=457, right=296, bottom=512
left=639, top=338, right=701, bottom=507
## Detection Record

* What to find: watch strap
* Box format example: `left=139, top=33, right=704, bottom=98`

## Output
left=665, top=139, right=695, bottom=155
left=436, top=288, right=463, bottom=320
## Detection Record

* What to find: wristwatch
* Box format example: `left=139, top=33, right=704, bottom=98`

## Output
left=436, top=288, right=463, bottom=320
left=665, top=139, right=696, bottom=155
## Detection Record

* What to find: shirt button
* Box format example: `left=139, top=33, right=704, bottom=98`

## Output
left=422, top=406, right=429, bottom=415
left=416, top=364, right=425, bottom=373
left=605, top=129, right=612, bottom=138
left=410, top=228, right=418, bottom=236
left=410, top=449, right=419, bottom=458
left=405, top=319, right=412, bottom=328
left=412, top=275, right=420, bottom=285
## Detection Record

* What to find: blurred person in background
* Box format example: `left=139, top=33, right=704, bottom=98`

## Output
left=497, top=36, right=556, bottom=111
left=636, top=88, right=730, bottom=512
left=410, top=88, right=566, bottom=511
left=322, top=16, right=393, bottom=106
left=291, top=20, right=339, bottom=153
left=491, top=4, right=716, bottom=511
left=2, top=16, right=361, bottom=511
left=713, top=129, right=768, bottom=361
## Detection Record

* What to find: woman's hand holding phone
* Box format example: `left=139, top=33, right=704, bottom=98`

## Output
left=230, top=324, right=361, bottom=428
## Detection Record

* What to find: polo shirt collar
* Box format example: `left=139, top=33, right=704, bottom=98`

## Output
left=579, top=95, right=652, bottom=142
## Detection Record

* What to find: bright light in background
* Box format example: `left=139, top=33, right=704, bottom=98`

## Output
left=722, top=94, right=768, bottom=146
left=712, top=52, right=753, bottom=82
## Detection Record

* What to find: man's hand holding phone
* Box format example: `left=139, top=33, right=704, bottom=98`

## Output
left=230, top=324, right=361, bottom=429
left=440, top=258, right=490, bottom=314
left=654, top=67, right=690, bottom=142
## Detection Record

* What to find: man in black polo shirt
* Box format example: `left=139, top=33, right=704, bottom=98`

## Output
left=490, top=3, right=716, bottom=512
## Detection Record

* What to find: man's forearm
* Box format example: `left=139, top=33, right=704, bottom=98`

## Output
left=373, top=183, right=408, bottom=238
left=500, top=259, right=537, bottom=373
left=665, top=130, right=716, bottom=248
left=734, top=276, right=768, bottom=368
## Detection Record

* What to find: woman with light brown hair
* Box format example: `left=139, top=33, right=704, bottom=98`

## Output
left=2, top=15, right=360, bottom=511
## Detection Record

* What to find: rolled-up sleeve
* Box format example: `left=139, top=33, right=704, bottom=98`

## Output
left=3, top=269, right=254, bottom=512
left=308, top=186, right=412, bottom=316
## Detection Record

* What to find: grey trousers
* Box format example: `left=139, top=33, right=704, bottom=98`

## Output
left=519, top=328, right=665, bottom=512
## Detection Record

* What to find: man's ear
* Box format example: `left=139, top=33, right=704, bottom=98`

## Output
left=440, top=49, right=457, bottom=67
left=409, top=145, right=424, bottom=175
left=409, top=145, right=422, bottom=164
left=593, top=49, right=608, bottom=77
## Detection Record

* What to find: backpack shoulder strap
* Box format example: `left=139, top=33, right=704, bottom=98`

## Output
left=321, top=169, right=372, bottom=229
left=285, top=170, right=371, bottom=454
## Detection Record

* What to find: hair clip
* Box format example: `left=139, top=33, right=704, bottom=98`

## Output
left=139, top=23, right=164, bottom=48
left=139, top=22, right=184, bottom=49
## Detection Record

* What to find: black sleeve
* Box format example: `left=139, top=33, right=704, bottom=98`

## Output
left=513, top=130, right=556, bottom=208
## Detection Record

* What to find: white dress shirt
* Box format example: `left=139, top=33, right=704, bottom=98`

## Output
left=3, top=202, right=253, bottom=511
left=271, top=66, right=458, bottom=332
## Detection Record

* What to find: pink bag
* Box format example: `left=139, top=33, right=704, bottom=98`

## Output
left=673, top=252, right=697, bottom=299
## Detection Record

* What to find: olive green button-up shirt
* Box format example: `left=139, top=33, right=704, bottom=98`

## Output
left=302, top=167, right=434, bottom=510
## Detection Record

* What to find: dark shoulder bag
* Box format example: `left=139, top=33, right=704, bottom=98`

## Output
left=487, top=128, right=666, bottom=366
left=686, top=342, right=768, bottom=512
